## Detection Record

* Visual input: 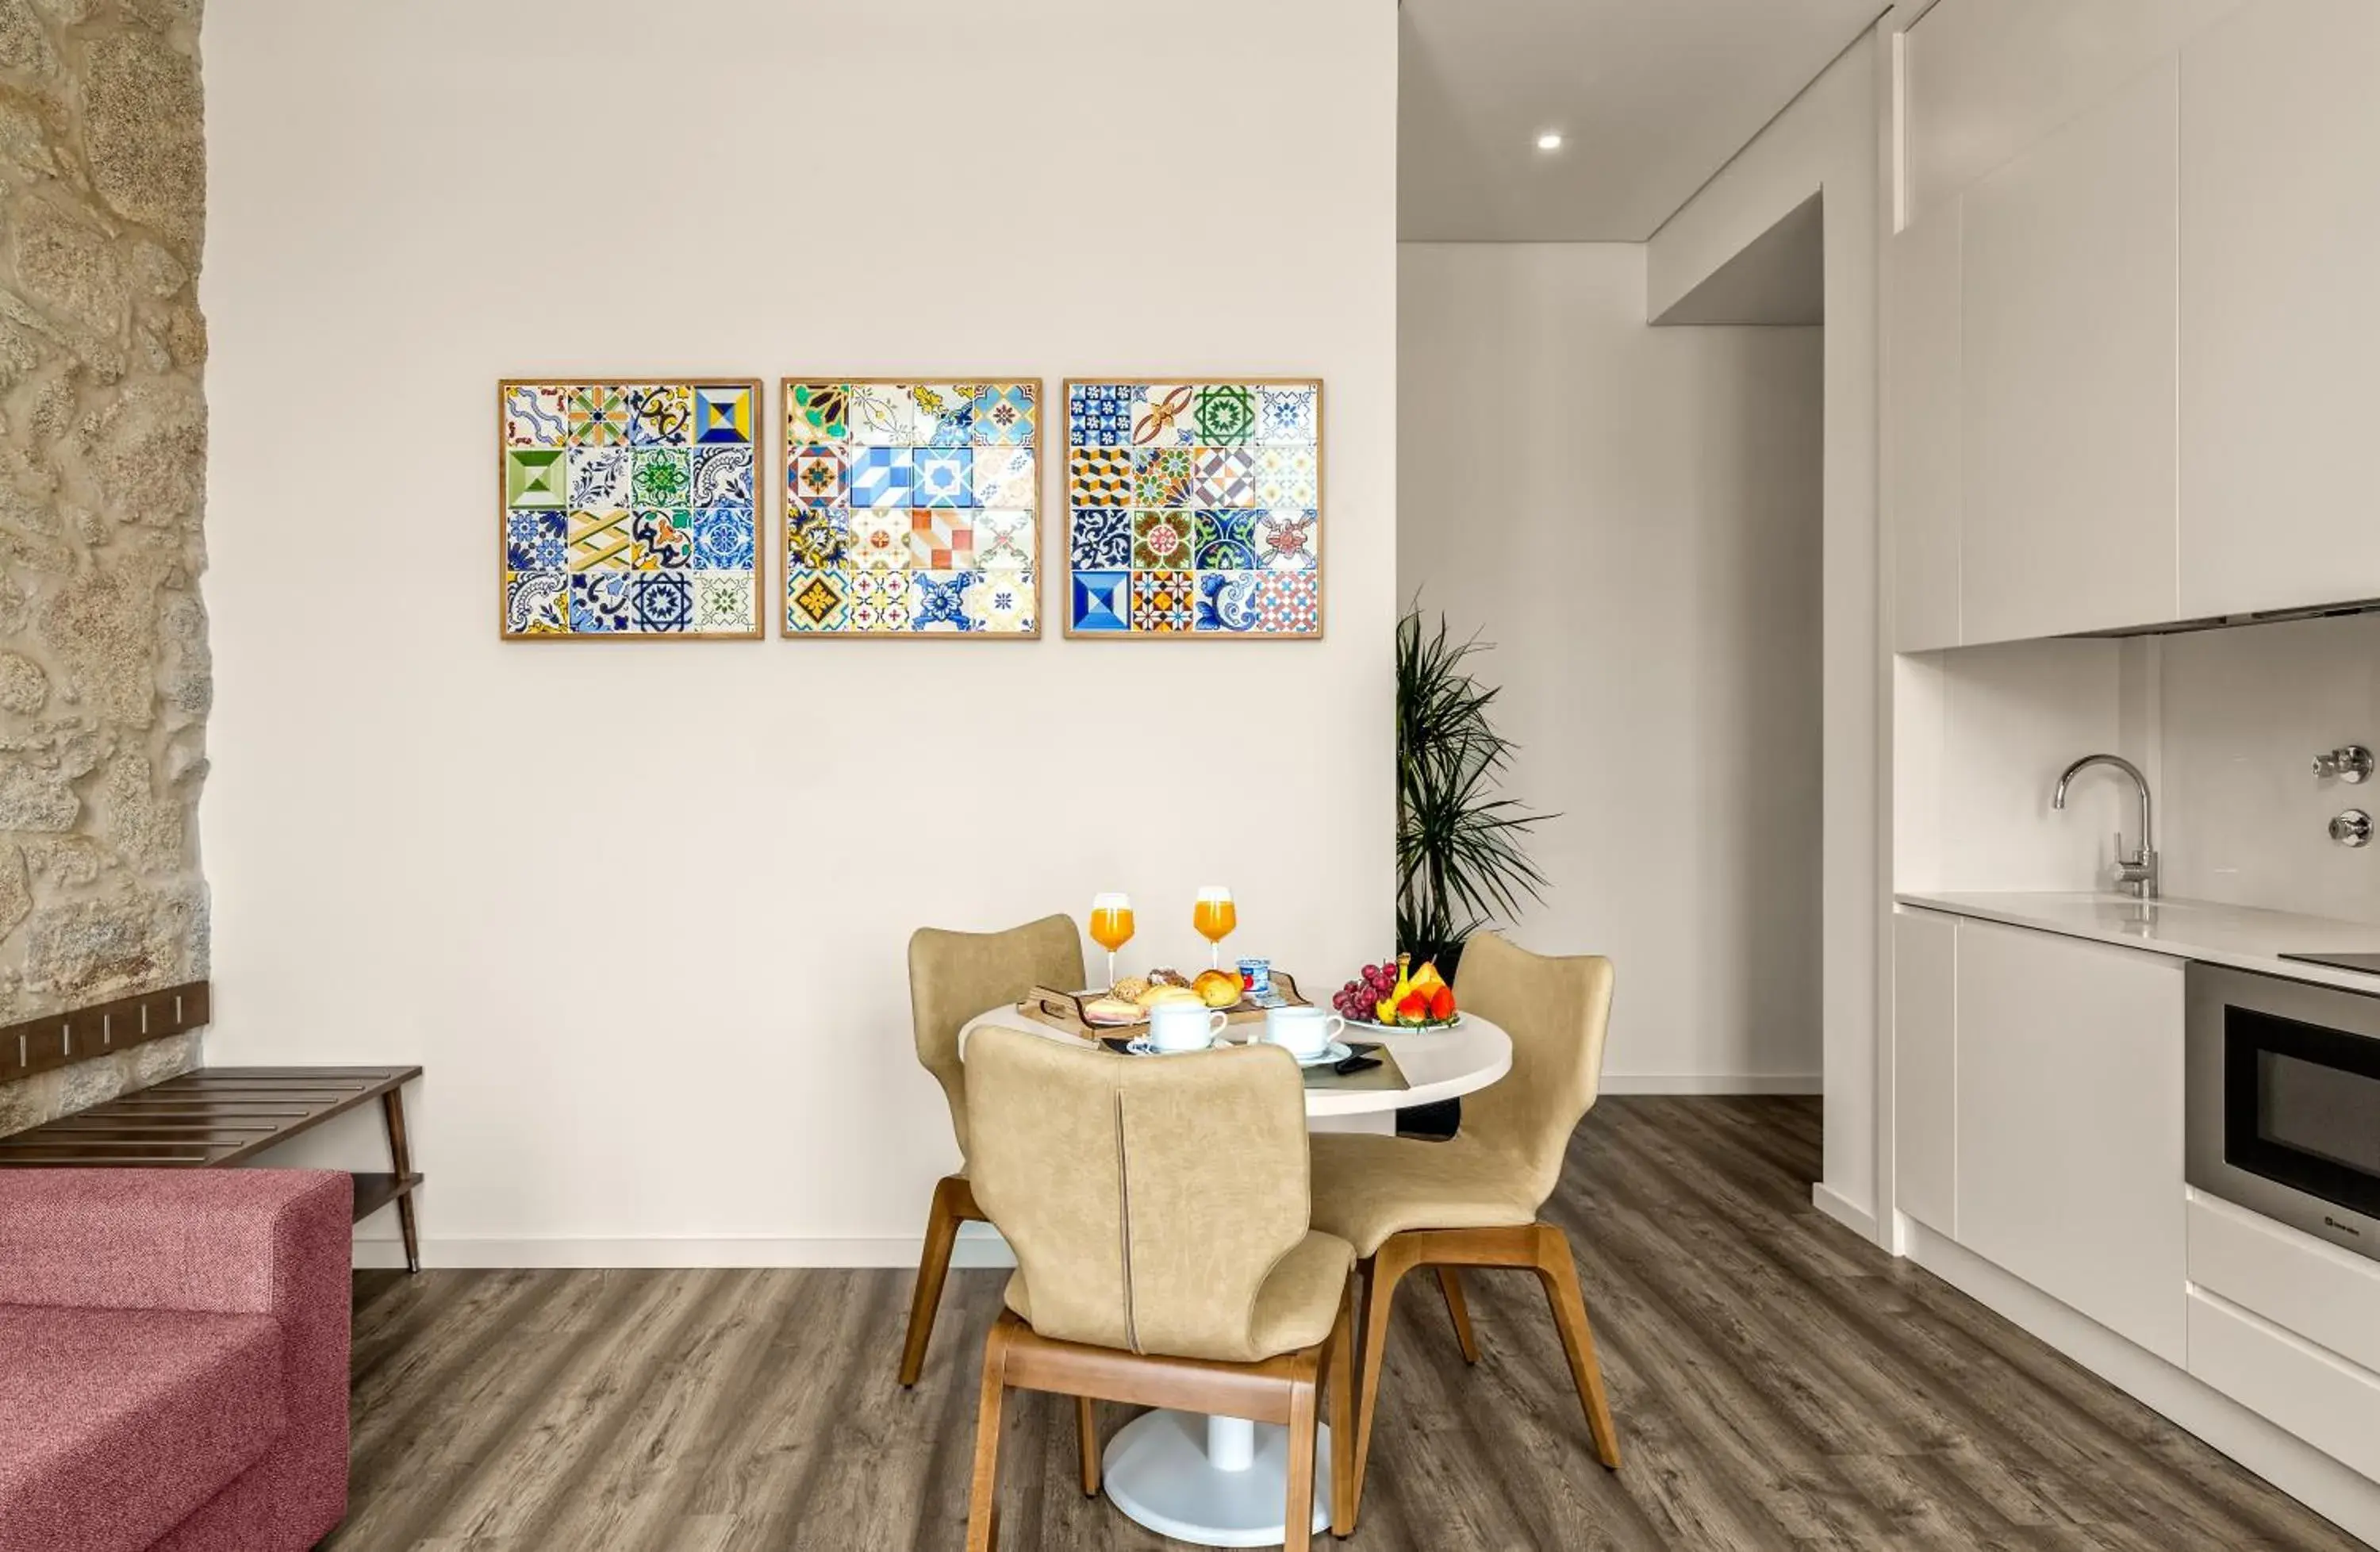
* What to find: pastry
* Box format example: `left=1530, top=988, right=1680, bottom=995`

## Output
left=1110, top=974, right=1151, bottom=1002
left=1193, top=969, right=1240, bottom=1008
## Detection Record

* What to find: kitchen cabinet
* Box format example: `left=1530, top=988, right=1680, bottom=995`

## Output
left=1953, top=919, right=2187, bottom=1365
left=2179, top=0, right=2380, bottom=618
left=1958, top=58, right=2179, bottom=644
left=2188, top=1192, right=2380, bottom=1378
left=1892, top=909, right=1958, bottom=1234
left=2188, top=1289, right=2380, bottom=1485
left=1886, top=203, right=1963, bottom=653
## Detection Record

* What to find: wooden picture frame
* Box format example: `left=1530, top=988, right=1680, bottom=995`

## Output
left=1060, top=377, right=1325, bottom=640
left=497, top=376, right=766, bottom=641
left=779, top=377, right=1046, bottom=639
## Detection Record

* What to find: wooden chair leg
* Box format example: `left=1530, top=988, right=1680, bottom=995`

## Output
left=966, top=1317, right=1013, bottom=1552
left=1534, top=1224, right=1622, bottom=1469
left=1325, top=1280, right=1357, bottom=1538
left=1434, top=1266, right=1481, bottom=1365
left=1283, top=1364, right=1320, bottom=1552
left=1349, top=1240, right=1417, bottom=1522
left=899, top=1175, right=969, bottom=1386
left=1075, top=1396, right=1100, bottom=1498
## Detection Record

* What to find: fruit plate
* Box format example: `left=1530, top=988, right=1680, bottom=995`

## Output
left=1342, top=1012, right=1464, bottom=1034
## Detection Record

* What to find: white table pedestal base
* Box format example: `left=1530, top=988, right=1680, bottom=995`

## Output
left=1102, top=1408, right=1331, bottom=1547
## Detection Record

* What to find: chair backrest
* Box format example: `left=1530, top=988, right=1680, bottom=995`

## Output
left=1454, top=932, right=1616, bottom=1211
left=907, top=913, right=1085, bottom=1160
left=965, top=1026, right=1314, bottom=1362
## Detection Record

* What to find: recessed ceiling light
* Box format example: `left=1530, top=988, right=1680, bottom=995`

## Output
left=1535, top=132, right=1564, bottom=152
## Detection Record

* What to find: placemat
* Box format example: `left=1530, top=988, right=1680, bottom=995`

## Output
left=1092, top=1038, right=1409, bottom=1093
left=1303, top=1043, right=1410, bottom=1093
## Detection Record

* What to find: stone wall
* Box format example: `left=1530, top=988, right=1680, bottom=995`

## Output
left=0, top=0, right=208, bottom=1137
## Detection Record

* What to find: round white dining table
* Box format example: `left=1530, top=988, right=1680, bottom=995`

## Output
left=956, top=1002, right=1514, bottom=1548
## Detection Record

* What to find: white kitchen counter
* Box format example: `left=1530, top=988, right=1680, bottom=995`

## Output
left=1895, top=890, right=2380, bottom=995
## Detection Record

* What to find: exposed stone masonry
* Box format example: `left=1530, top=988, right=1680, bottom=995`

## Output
left=0, top=0, right=207, bottom=1136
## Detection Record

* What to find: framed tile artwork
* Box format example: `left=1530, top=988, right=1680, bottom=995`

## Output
left=781, top=378, right=1042, bottom=637
left=1063, top=378, right=1322, bottom=639
left=499, top=378, right=762, bottom=640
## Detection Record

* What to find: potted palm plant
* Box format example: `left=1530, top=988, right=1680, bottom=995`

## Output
left=1395, top=607, right=1553, bottom=979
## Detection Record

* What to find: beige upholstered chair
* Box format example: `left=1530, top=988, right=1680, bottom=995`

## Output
left=899, top=913, right=1085, bottom=1387
left=1307, top=932, right=1623, bottom=1522
left=962, top=1027, right=1357, bottom=1552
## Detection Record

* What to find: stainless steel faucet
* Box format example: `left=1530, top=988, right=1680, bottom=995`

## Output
left=2053, top=754, right=2159, bottom=900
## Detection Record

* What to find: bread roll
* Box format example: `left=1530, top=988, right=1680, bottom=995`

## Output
left=1193, top=970, right=1240, bottom=1008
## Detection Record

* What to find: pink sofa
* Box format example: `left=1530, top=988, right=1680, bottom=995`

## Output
left=0, top=1170, right=351, bottom=1552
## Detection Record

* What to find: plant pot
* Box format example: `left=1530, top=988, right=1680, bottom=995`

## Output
left=1394, top=938, right=1467, bottom=1140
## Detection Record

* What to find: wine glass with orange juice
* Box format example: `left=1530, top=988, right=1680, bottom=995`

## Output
left=1090, top=893, right=1135, bottom=988
left=1192, top=885, right=1236, bottom=970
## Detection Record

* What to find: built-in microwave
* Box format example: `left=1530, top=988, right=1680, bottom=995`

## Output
left=2186, top=963, right=2380, bottom=1264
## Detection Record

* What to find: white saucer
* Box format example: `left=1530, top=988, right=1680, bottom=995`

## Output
left=1266, top=1039, right=1354, bottom=1069
left=1125, top=1036, right=1220, bottom=1057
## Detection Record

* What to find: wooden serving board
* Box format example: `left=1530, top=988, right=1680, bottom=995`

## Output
left=1020, top=973, right=1311, bottom=1039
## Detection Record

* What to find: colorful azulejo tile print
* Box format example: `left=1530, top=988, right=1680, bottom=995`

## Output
left=1193, top=509, right=1258, bottom=571
left=846, top=567, right=913, bottom=633
left=690, top=444, right=754, bottom=507
left=1133, top=447, right=1193, bottom=509
left=789, top=509, right=850, bottom=569
left=1132, top=509, right=1195, bottom=570
left=500, top=379, right=758, bottom=637
left=1070, top=570, right=1131, bottom=632
left=1252, top=508, right=1319, bottom=572
left=631, top=570, right=694, bottom=633
left=1065, top=380, right=1321, bottom=636
left=1197, top=569, right=1261, bottom=632
left=779, top=379, right=1041, bottom=637
left=506, top=509, right=566, bottom=572
left=1130, top=570, right=1195, bottom=633
left=1254, top=571, right=1319, bottom=634
left=974, top=509, right=1034, bottom=569
left=633, top=509, right=692, bottom=570
left=1069, top=508, right=1132, bottom=571
left=505, top=571, right=568, bottom=634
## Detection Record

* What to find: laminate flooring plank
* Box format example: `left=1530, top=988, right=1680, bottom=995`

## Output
left=329, top=1270, right=638, bottom=1550
left=328, top=1098, right=2373, bottom=1552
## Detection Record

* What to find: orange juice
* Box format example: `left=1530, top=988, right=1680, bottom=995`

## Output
left=1090, top=897, right=1134, bottom=953
left=1193, top=886, right=1235, bottom=969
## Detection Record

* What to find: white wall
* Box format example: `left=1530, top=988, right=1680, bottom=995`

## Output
left=198, top=0, right=1397, bottom=1266
left=1647, top=30, right=1883, bottom=1223
left=2151, top=615, right=2380, bottom=924
left=1893, top=639, right=2132, bottom=895
left=1399, top=244, right=1823, bottom=1091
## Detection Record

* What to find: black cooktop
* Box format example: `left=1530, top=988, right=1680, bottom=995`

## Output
left=2279, top=951, right=2380, bottom=975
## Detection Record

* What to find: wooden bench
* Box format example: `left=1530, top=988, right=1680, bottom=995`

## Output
left=0, top=982, right=425, bottom=1272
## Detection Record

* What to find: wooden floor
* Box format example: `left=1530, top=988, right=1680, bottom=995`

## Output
left=332, top=1097, right=2368, bottom=1551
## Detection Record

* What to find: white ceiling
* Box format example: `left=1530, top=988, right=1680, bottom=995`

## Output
left=1400, top=0, right=1883, bottom=242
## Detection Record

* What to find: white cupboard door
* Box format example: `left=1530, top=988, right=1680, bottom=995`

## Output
left=2180, top=0, right=2380, bottom=617
left=1954, top=921, right=2187, bottom=1365
left=1893, top=909, right=1958, bottom=1235
left=1887, top=202, right=1964, bottom=653
left=1960, top=60, right=2178, bottom=644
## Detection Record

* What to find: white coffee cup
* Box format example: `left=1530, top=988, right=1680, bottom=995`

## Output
left=1148, top=1003, right=1229, bottom=1053
left=1263, top=1006, right=1345, bottom=1059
